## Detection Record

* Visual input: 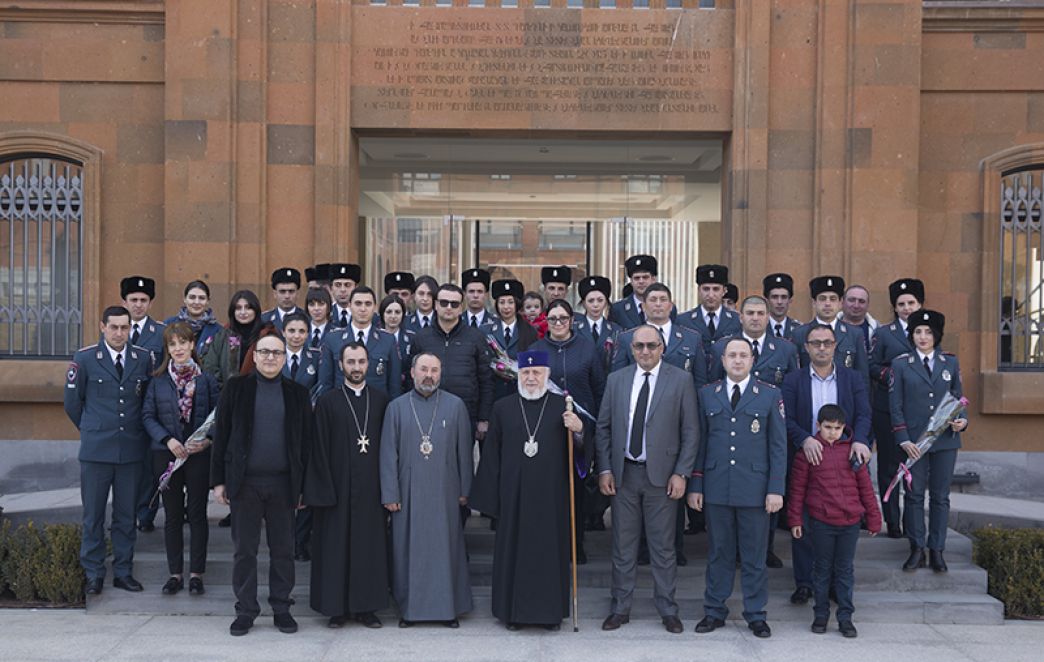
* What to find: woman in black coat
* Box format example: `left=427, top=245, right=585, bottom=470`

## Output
left=142, top=321, right=221, bottom=595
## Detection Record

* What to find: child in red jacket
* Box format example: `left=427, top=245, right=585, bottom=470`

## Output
left=788, top=404, right=882, bottom=639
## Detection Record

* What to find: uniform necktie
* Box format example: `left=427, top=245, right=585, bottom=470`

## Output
left=290, top=354, right=299, bottom=379
left=923, top=356, right=932, bottom=377
left=311, top=328, right=321, bottom=349
left=629, top=372, right=651, bottom=459
left=752, top=339, right=760, bottom=362
left=658, top=326, right=666, bottom=347
left=504, top=326, right=511, bottom=345
left=730, top=383, right=741, bottom=410
left=471, top=314, right=478, bottom=327
left=357, top=330, right=365, bottom=344
left=422, top=316, right=430, bottom=329
left=131, top=323, right=140, bottom=346
left=637, top=303, right=646, bottom=324
left=592, top=321, right=600, bottom=344
left=707, top=311, right=717, bottom=337
left=774, top=323, right=783, bottom=337
left=115, top=353, right=124, bottom=380
left=339, top=309, right=348, bottom=328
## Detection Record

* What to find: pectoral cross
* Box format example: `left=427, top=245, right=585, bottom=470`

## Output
left=357, top=434, right=370, bottom=454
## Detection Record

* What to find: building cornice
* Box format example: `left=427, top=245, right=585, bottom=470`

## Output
left=924, top=1, right=1044, bottom=33
left=0, top=1, right=164, bottom=25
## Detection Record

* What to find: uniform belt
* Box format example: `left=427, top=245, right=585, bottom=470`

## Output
left=624, top=458, right=646, bottom=466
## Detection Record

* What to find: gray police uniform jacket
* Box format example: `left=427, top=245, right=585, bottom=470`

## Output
left=573, top=314, right=622, bottom=373
left=869, top=320, right=914, bottom=413
left=64, top=344, right=153, bottom=464
left=131, top=317, right=166, bottom=364
left=708, top=334, right=799, bottom=387
left=768, top=316, right=802, bottom=342
left=283, top=347, right=321, bottom=399
left=691, top=379, right=788, bottom=507
left=261, top=306, right=307, bottom=330
left=888, top=351, right=965, bottom=453
left=792, top=319, right=869, bottom=385
left=318, top=326, right=401, bottom=398
left=611, top=324, right=708, bottom=390
left=609, top=296, right=678, bottom=330
left=677, top=306, right=742, bottom=353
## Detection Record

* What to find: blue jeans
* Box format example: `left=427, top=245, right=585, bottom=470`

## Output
left=809, top=517, right=860, bottom=622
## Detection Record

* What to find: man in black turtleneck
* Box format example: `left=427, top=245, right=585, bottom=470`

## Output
left=211, top=328, right=314, bottom=637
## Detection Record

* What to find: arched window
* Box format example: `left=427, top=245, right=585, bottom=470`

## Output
left=999, top=166, right=1044, bottom=369
left=0, top=155, right=85, bottom=357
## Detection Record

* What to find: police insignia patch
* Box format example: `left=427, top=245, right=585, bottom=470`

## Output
left=751, top=419, right=761, bottom=434
left=942, top=369, right=951, bottom=382
left=307, top=364, right=316, bottom=376
left=67, top=362, right=78, bottom=382
left=778, top=399, right=786, bottom=418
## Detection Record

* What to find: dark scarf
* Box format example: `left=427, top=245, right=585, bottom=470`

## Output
left=175, top=307, right=217, bottom=336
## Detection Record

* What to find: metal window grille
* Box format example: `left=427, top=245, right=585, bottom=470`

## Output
left=0, top=156, right=83, bottom=358
left=999, top=167, right=1044, bottom=369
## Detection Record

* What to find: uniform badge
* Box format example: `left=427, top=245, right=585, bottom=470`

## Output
left=684, top=358, right=691, bottom=372
left=778, top=399, right=786, bottom=418
left=751, top=418, right=761, bottom=434
left=752, top=384, right=759, bottom=394
left=775, top=367, right=783, bottom=384
left=376, top=359, right=385, bottom=376
left=307, top=363, right=316, bottom=376
left=96, top=350, right=103, bottom=360
left=625, top=302, right=632, bottom=311
left=66, top=362, right=78, bottom=383
left=845, top=354, right=853, bottom=368
left=942, top=369, right=951, bottom=382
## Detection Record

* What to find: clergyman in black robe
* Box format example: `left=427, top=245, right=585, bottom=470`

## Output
left=304, top=341, right=390, bottom=628
left=469, top=349, right=584, bottom=630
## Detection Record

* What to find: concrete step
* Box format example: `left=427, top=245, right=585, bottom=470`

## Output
left=86, top=584, right=1003, bottom=625
left=128, top=550, right=988, bottom=594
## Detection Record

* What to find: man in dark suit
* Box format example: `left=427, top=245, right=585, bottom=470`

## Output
left=211, top=328, right=315, bottom=637
left=64, top=305, right=153, bottom=595
left=678, top=264, right=742, bottom=354
left=262, top=268, right=306, bottom=329
left=782, top=323, right=872, bottom=605
left=596, top=325, right=700, bottom=634
left=690, top=337, right=787, bottom=639
left=763, top=273, right=802, bottom=341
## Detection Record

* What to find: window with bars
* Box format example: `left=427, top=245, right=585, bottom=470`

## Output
left=999, top=166, right=1044, bottom=369
left=0, top=156, right=84, bottom=358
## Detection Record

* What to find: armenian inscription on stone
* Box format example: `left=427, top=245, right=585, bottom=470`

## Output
left=351, top=8, right=733, bottom=131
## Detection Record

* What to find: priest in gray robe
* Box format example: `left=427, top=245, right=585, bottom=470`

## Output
left=380, top=351, right=474, bottom=627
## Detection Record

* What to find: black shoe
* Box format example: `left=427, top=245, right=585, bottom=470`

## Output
left=577, top=547, right=588, bottom=565
left=929, top=550, right=948, bottom=573
left=328, top=615, right=348, bottom=628
left=903, top=548, right=926, bottom=572
left=218, top=514, right=231, bottom=528
left=887, top=523, right=903, bottom=539
left=811, top=617, right=828, bottom=634
left=294, top=551, right=311, bottom=562
left=230, top=616, right=253, bottom=636
left=839, top=620, right=858, bottom=638
left=694, top=616, right=725, bottom=633
left=113, top=576, right=144, bottom=592
left=161, top=576, right=183, bottom=595
left=662, top=615, right=683, bottom=634
left=137, top=521, right=155, bottom=533
left=398, top=619, right=414, bottom=628
left=676, top=551, right=688, bottom=567
left=506, top=622, right=520, bottom=631
left=85, top=577, right=103, bottom=595
left=790, top=586, right=813, bottom=605
left=637, top=550, right=650, bottom=566
left=766, top=550, right=783, bottom=569
left=188, top=577, right=205, bottom=595
left=601, top=613, right=630, bottom=630
left=748, top=620, right=771, bottom=638
left=444, top=619, right=459, bottom=628
left=274, top=612, right=298, bottom=634
left=355, top=611, right=382, bottom=628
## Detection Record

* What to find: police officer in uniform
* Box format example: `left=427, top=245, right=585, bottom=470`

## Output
left=889, top=310, right=967, bottom=573
left=690, top=337, right=787, bottom=639
left=384, top=271, right=415, bottom=312
left=405, top=275, right=439, bottom=334
left=763, top=273, right=802, bottom=340
left=792, top=276, right=869, bottom=386
left=542, top=265, right=572, bottom=304
left=484, top=278, right=538, bottom=401
left=328, top=263, right=362, bottom=329
left=724, top=283, right=739, bottom=311
left=678, top=264, right=742, bottom=354
left=119, top=276, right=167, bottom=533
left=462, top=268, right=494, bottom=327
left=318, top=285, right=401, bottom=398
left=611, top=255, right=674, bottom=329
left=708, top=295, right=799, bottom=387
left=64, top=305, right=154, bottom=595
left=869, top=278, right=924, bottom=538
left=574, top=276, right=623, bottom=375
left=261, top=268, right=306, bottom=329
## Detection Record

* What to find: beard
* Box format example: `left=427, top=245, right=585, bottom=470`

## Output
left=518, top=382, right=548, bottom=401
left=415, top=379, right=439, bottom=397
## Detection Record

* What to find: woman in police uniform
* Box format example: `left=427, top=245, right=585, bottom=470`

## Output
left=888, top=310, right=968, bottom=574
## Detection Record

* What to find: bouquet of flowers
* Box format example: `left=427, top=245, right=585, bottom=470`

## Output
left=486, top=335, right=596, bottom=423
left=153, top=408, right=217, bottom=501
left=883, top=393, right=968, bottom=502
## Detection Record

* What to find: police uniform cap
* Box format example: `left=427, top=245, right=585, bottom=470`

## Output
left=889, top=278, right=925, bottom=307
left=696, top=264, right=729, bottom=285
left=762, top=273, right=794, bottom=297
left=271, top=267, right=301, bottom=288
left=579, top=276, right=612, bottom=300
left=809, top=275, right=846, bottom=298
left=120, top=276, right=155, bottom=300
left=625, top=255, right=658, bottom=277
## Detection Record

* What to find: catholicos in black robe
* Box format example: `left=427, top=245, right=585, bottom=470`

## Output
left=304, top=383, right=390, bottom=617
left=470, top=391, right=577, bottom=626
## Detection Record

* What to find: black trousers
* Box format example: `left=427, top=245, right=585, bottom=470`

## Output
left=231, top=476, right=295, bottom=618
left=153, top=448, right=211, bottom=575
left=872, top=408, right=903, bottom=528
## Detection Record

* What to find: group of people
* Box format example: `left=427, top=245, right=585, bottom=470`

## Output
left=62, top=256, right=967, bottom=640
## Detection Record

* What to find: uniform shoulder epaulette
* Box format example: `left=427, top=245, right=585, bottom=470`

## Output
left=77, top=343, right=98, bottom=353
left=889, top=322, right=898, bottom=331
left=942, top=351, right=957, bottom=357
left=895, top=352, right=911, bottom=360
left=755, top=379, right=779, bottom=391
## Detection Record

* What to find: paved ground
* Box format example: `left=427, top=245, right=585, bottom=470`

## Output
left=0, top=611, right=1041, bottom=662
